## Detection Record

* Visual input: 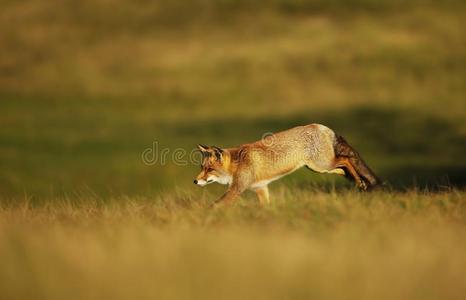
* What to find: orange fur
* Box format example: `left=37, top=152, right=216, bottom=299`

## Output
left=194, top=124, right=379, bottom=206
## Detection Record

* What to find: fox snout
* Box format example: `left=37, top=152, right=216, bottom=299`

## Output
left=193, top=177, right=215, bottom=186
left=194, top=167, right=214, bottom=186
left=194, top=168, right=227, bottom=186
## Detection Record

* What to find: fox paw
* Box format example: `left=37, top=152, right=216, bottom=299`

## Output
left=358, top=180, right=368, bottom=191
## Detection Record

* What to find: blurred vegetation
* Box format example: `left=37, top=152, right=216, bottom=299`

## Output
left=1, top=189, right=466, bottom=300
left=0, top=0, right=465, bottom=197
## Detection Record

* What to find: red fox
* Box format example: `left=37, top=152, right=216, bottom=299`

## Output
left=194, top=124, right=380, bottom=206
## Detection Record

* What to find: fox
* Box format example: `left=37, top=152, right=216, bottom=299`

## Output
left=194, top=123, right=380, bottom=206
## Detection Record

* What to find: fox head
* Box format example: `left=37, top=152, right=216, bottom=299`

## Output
left=194, top=144, right=232, bottom=186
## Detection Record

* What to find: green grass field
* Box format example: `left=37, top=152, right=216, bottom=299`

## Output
left=1, top=0, right=466, bottom=299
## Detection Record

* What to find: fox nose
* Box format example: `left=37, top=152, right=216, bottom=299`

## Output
left=193, top=180, right=198, bottom=184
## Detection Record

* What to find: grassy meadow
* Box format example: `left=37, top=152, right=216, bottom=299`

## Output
left=1, top=0, right=466, bottom=299
left=1, top=189, right=466, bottom=300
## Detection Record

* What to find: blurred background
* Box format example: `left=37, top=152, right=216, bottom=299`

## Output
left=0, top=0, right=465, bottom=197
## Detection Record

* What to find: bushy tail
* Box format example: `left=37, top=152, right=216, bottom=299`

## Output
left=334, top=135, right=381, bottom=188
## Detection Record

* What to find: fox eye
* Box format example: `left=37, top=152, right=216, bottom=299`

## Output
left=206, top=167, right=214, bottom=172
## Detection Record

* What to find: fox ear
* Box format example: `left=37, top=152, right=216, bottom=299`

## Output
left=212, top=146, right=223, bottom=161
left=197, top=144, right=209, bottom=152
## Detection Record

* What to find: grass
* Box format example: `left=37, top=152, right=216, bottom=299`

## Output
left=1, top=188, right=466, bottom=300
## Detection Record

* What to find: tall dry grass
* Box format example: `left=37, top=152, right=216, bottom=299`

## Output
left=1, top=188, right=465, bottom=300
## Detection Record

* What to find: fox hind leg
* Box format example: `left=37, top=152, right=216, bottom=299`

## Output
left=334, top=157, right=368, bottom=190
left=328, top=168, right=346, bottom=176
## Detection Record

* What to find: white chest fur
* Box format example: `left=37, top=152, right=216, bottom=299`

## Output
left=216, top=174, right=233, bottom=185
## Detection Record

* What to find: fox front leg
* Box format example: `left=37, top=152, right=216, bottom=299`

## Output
left=211, top=189, right=241, bottom=208
left=211, top=181, right=248, bottom=208
left=254, top=186, right=270, bottom=205
left=210, top=170, right=252, bottom=208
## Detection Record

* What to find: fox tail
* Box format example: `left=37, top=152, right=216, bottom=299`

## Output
left=334, top=135, right=381, bottom=188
